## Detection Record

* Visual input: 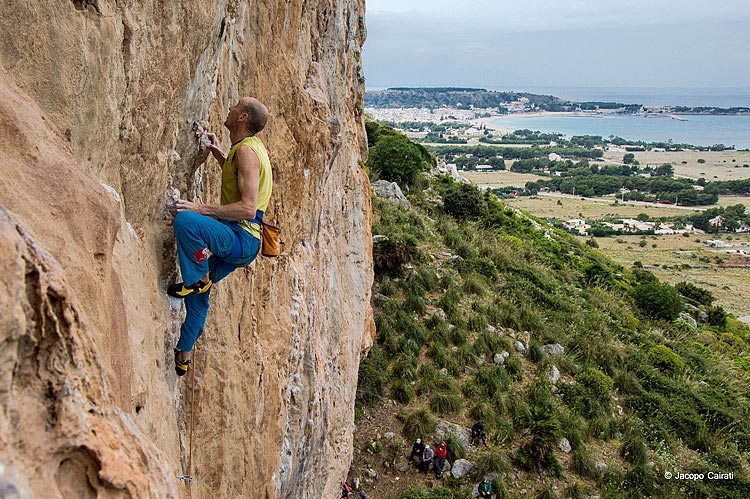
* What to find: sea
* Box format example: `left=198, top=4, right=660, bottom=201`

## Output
left=490, top=86, right=750, bottom=150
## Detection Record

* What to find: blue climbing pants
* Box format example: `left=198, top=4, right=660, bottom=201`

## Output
left=173, top=211, right=260, bottom=352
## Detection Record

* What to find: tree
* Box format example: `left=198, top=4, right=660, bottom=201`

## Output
left=675, top=282, right=714, bottom=306
left=368, top=134, right=428, bottom=188
left=442, top=183, right=487, bottom=219
left=654, top=163, right=674, bottom=177
left=631, top=281, right=683, bottom=320
left=706, top=306, right=727, bottom=327
left=623, top=153, right=635, bottom=164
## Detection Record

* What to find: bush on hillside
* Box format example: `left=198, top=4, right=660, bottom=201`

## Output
left=631, top=281, right=683, bottom=320
left=373, top=235, right=419, bottom=275
left=402, top=409, right=437, bottom=442
left=675, top=281, right=714, bottom=306
left=391, top=379, right=415, bottom=404
left=368, top=133, right=429, bottom=188
left=430, top=391, right=463, bottom=414
left=647, top=345, right=685, bottom=376
left=444, top=433, right=467, bottom=462
left=706, top=305, right=728, bottom=327
left=442, top=183, right=487, bottom=219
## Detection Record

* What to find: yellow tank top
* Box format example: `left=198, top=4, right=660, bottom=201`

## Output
left=220, top=136, right=272, bottom=239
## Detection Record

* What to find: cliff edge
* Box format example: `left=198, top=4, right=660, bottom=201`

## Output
left=0, top=1, right=373, bottom=497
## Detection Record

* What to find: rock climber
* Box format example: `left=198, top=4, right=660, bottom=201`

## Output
left=433, top=440, right=447, bottom=478
left=477, top=476, right=493, bottom=498
left=409, top=438, right=425, bottom=464
left=420, top=444, right=434, bottom=473
left=168, top=97, right=272, bottom=376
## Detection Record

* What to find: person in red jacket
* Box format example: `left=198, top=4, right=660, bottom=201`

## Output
left=433, top=441, right=448, bottom=478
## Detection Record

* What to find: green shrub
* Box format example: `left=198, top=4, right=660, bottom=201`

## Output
left=675, top=281, right=714, bottom=305
left=564, top=483, right=590, bottom=499
left=528, top=344, right=544, bottom=363
left=468, top=401, right=497, bottom=427
left=402, top=409, right=437, bottom=442
left=453, top=346, right=480, bottom=368
left=437, top=288, right=461, bottom=318
left=449, top=325, right=468, bottom=346
left=414, top=267, right=439, bottom=292
left=367, top=439, right=382, bottom=454
left=444, top=433, right=467, bottom=462
left=619, top=434, right=648, bottom=466
left=404, top=293, right=427, bottom=316
left=460, top=257, right=499, bottom=280
left=374, top=235, right=419, bottom=275
left=535, top=487, right=556, bottom=499
left=429, top=391, right=463, bottom=414
left=578, top=367, right=614, bottom=399
left=514, top=407, right=563, bottom=477
left=443, top=183, right=487, bottom=219
left=390, top=354, right=417, bottom=381
left=572, top=448, right=597, bottom=479
left=368, top=133, right=429, bottom=187
left=647, top=345, right=685, bottom=376
left=475, top=365, right=510, bottom=398
left=589, top=416, right=620, bottom=440
left=631, top=281, right=683, bottom=320
left=391, top=379, right=415, bottom=404
left=461, top=379, right=484, bottom=399
left=472, top=447, right=511, bottom=479
left=707, top=305, right=728, bottom=327
left=463, top=274, right=487, bottom=296
left=623, top=463, right=656, bottom=497
left=504, top=355, right=523, bottom=380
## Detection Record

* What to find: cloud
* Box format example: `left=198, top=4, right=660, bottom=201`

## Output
left=367, top=0, right=750, bottom=33
left=363, top=14, right=750, bottom=88
left=363, top=1, right=750, bottom=88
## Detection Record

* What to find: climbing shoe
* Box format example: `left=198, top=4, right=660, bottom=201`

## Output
left=167, top=279, right=212, bottom=298
left=174, top=349, right=191, bottom=376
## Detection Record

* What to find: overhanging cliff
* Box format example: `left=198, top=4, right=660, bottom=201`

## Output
left=0, top=1, right=373, bottom=497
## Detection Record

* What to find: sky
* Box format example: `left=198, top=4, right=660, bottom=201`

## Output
left=363, top=0, right=750, bottom=94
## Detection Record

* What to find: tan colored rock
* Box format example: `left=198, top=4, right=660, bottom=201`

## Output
left=0, top=1, right=372, bottom=498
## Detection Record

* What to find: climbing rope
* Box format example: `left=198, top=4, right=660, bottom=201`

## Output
left=177, top=345, right=200, bottom=498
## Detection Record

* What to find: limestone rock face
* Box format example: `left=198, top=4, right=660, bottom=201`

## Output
left=0, top=1, right=372, bottom=498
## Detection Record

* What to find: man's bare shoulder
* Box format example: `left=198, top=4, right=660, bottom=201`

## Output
left=234, top=143, right=260, bottom=165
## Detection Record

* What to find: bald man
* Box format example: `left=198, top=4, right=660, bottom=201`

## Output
left=168, top=97, right=273, bottom=376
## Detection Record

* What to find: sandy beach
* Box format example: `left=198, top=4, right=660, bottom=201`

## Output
left=470, top=110, right=607, bottom=134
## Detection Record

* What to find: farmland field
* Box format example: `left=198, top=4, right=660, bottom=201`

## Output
left=500, top=194, right=705, bottom=220
left=591, top=232, right=750, bottom=317
left=602, top=149, right=750, bottom=181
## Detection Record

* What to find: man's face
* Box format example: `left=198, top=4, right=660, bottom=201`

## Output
left=225, top=99, right=251, bottom=129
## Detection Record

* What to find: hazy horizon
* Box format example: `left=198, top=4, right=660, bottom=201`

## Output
left=365, top=85, right=750, bottom=108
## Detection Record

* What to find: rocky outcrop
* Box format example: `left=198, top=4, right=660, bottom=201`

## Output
left=0, top=1, right=372, bottom=498
left=371, top=180, right=410, bottom=208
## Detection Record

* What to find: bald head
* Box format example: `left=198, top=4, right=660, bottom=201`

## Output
left=239, top=97, right=268, bottom=135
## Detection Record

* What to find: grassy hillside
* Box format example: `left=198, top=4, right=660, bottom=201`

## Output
left=350, top=122, right=750, bottom=499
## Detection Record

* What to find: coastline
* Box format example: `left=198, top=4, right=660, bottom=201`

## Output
left=471, top=111, right=591, bottom=134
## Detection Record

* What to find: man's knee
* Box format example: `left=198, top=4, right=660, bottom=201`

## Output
left=174, top=211, right=200, bottom=234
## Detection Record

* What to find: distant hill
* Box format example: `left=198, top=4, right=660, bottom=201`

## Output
left=365, top=87, right=642, bottom=113
left=365, top=88, right=750, bottom=114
